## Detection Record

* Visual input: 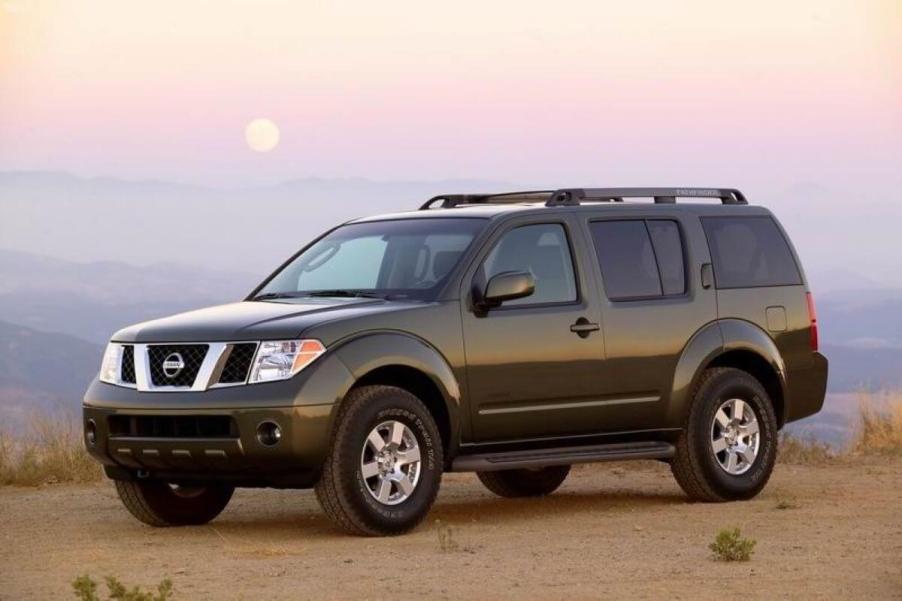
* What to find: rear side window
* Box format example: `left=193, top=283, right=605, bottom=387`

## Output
left=590, top=220, right=686, bottom=300
left=647, top=221, right=685, bottom=295
left=701, top=216, right=802, bottom=288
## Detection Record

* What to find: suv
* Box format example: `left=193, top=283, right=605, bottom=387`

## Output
left=83, top=187, right=828, bottom=536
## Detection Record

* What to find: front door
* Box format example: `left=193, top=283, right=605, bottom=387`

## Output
left=461, top=217, right=606, bottom=442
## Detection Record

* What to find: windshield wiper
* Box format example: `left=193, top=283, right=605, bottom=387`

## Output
left=251, top=292, right=307, bottom=301
left=304, top=289, right=385, bottom=299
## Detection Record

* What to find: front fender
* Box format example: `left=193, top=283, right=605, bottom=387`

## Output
left=331, top=331, right=462, bottom=452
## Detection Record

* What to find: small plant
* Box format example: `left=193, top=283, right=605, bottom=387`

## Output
left=435, top=519, right=459, bottom=552
left=774, top=498, right=800, bottom=510
left=72, top=575, right=173, bottom=601
left=73, top=575, right=100, bottom=601
left=709, top=528, right=756, bottom=562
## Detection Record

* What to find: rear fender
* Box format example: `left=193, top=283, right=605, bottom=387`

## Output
left=667, top=319, right=787, bottom=427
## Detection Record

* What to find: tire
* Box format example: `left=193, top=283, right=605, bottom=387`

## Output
left=315, top=385, right=443, bottom=536
left=477, top=465, right=570, bottom=498
left=671, top=367, right=778, bottom=502
left=114, top=480, right=234, bottom=527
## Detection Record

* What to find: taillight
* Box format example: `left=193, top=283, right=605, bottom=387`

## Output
left=806, top=292, right=818, bottom=351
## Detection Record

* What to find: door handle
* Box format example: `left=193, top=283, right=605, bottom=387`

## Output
left=701, top=263, right=714, bottom=289
left=570, top=318, right=600, bottom=338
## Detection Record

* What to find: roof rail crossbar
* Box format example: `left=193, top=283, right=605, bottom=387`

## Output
left=546, top=188, right=747, bottom=206
left=419, top=190, right=554, bottom=210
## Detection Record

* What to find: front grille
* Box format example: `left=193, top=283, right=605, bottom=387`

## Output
left=120, top=345, right=136, bottom=384
left=108, top=415, right=237, bottom=438
left=218, top=343, right=257, bottom=384
left=148, top=344, right=208, bottom=387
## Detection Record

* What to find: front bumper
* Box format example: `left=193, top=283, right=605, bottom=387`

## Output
left=83, top=404, right=332, bottom=487
left=82, top=352, right=355, bottom=488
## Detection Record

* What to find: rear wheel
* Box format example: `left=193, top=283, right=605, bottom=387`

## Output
left=315, top=385, right=443, bottom=536
left=114, top=480, right=234, bottom=526
left=670, top=367, right=778, bottom=502
left=477, top=465, right=570, bottom=498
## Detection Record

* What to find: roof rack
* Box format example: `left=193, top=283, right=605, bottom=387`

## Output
left=418, top=187, right=748, bottom=210
left=545, top=188, right=747, bottom=206
left=419, top=190, right=554, bottom=210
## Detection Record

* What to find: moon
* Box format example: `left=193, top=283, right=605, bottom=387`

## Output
left=245, top=118, right=280, bottom=152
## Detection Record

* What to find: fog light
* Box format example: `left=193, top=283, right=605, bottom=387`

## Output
left=85, top=420, right=97, bottom=446
left=256, top=421, right=282, bottom=447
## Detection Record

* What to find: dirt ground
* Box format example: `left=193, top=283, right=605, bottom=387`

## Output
left=1, top=459, right=900, bottom=601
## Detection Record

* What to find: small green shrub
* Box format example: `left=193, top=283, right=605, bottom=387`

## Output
left=709, top=528, right=756, bottom=562
left=72, top=575, right=100, bottom=601
left=72, top=575, right=173, bottom=601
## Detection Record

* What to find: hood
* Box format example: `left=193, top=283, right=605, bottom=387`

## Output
left=112, top=298, right=407, bottom=343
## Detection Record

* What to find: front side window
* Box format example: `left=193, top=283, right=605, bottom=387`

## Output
left=701, top=216, right=802, bottom=288
left=590, top=219, right=686, bottom=300
left=479, top=223, right=578, bottom=307
left=257, top=218, right=486, bottom=300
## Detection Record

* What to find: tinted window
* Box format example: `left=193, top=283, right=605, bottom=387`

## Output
left=702, top=216, right=802, bottom=288
left=481, top=223, right=577, bottom=306
left=647, top=220, right=686, bottom=295
left=590, top=221, right=662, bottom=300
left=259, top=218, right=485, bottom=300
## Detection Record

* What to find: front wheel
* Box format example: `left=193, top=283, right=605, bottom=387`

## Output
left=114, top=480, right=234, bottom=526
left=315, top=385, right=443, bottom=536
left=670, top=367, right=778, bottom=502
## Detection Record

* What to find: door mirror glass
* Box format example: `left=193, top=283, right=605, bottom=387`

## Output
left=483, top=271, right=535, bottom=308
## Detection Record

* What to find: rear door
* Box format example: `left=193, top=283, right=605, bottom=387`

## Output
left=580, top=211, right=718, bottom=430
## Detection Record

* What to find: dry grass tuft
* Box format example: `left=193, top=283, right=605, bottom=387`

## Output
left=0, top=413, right=101, bottom=486
left=852, top=392, right=902, bottom=456
left=777, top=433, right=836, bottom=465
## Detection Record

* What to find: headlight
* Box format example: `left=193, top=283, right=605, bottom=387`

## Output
left=99, top=343, right=123, bottom=384
left=248, top=339, right=326, bottom=384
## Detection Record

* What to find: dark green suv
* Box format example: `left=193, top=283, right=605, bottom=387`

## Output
left=83, top=188, right=828, bottom=536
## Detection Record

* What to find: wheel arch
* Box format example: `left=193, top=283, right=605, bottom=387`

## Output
left=669, top=319, right=788, bottom=428
left=331, top=331, right=462, bottom=462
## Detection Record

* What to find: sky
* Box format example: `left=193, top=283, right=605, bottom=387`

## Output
left=0, top=0, right=901, bottom=287
left=1, top=0, right=899, bottom=188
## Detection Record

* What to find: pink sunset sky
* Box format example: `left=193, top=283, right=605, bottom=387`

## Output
left=0, top=0, right=899, bottom=188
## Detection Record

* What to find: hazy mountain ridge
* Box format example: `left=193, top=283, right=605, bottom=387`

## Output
left=3, top=170, right=901, bottom=289
left=0, top=171, right=515, bottom=274
left=0, top=248, right=260, bottom=343
left=0, top=320, right=103, bottom=426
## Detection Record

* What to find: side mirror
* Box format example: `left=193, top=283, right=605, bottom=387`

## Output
left=481, top=271, right=535, bottom=310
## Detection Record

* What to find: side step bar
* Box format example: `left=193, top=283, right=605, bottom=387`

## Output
left=451, top=441, right=674, bottom=472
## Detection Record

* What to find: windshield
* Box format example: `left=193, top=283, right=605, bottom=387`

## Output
left=255, top=218, right=486, bottom=301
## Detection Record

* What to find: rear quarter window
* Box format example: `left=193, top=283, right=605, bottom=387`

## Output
left=701, top=216, right=802, bottom=288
